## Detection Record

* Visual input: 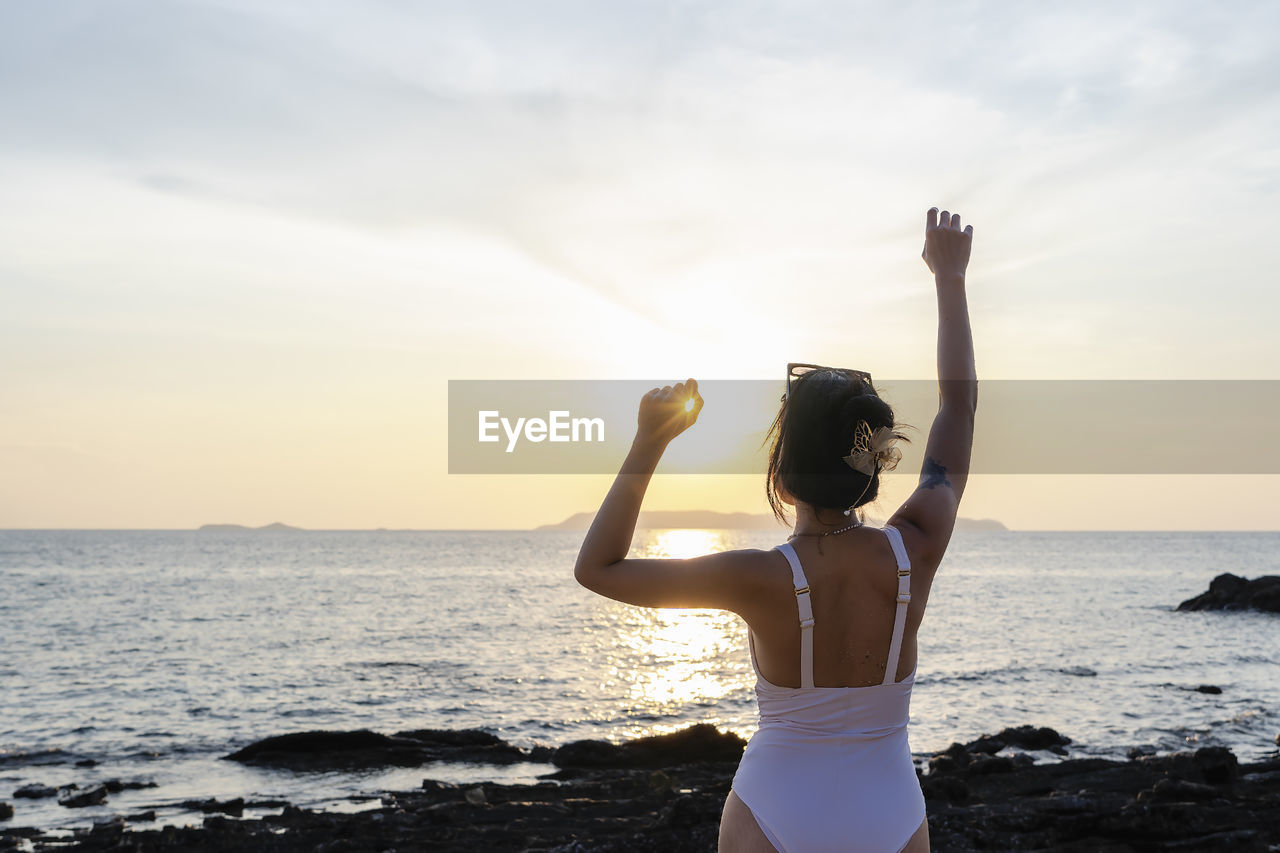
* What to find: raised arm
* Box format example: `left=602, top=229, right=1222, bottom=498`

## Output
left=574, top=380, right=765, bottom=613
left=888, top=207, right=978, bottom=568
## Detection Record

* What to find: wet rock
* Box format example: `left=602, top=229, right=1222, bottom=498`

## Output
left=648, top=769, right=674, bottom=792
left=12, top=784, right=57, bottom=799
left=463, top=786, right=486, bottom=806
left=58, top=784, right=108, bottom=808
left=392, top=728, right=527, bottom=763
left=921, top=775, right=970, bottom=803
left=0, top=802, right=11, bottom=821
left=655, top=793, right=710, bottom=828
left=181, top=796, right=245, bottom=816
left=1194, top=746, right=1240, bottom=784
left=977, top=725, right=1072, bottom=755
left=102, top=779, right=158, bottom=793
left=1177, top=572, right=1280, bottom=612
left=74, top=759, right=98, bottom=768
left=553, top=723, right=746, bottom=769
left=928, top=742, right=973, bottom=774
left=1196, top=684, right=1223, bottom=694
left=966, top=734, right=1005, bottom=755
left=1128, top=745, right=1157, bottom=759
left=225, top=727, right=528, bottom=769
left=1148, top=777, right=1220, bottom=801
left=90, top=815, right=125, bottom=835
left=967, top=753, right=1016, bottom=775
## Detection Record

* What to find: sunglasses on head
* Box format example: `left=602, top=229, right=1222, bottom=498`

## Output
left=785, top=362, right=873, bottom=397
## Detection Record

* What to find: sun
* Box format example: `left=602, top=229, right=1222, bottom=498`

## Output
left=652, top=529, right=722, bottom=559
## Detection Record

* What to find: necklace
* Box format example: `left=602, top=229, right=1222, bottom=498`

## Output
left=788, top=518, right=864, bottom=555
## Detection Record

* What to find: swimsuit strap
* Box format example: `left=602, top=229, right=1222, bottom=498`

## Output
left=774, top=542, right=815, bottom=688
left=880, top=525, right=912, bottom=685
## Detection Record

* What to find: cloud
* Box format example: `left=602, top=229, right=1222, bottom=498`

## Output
left=1, top=0, right=1278, bottom=371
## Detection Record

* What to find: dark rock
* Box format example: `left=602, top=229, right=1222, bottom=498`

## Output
left=74, top=759, right=98, bottom=768
left=127, top=809, right=156, bottom=822
left=90, top=815, right=125, bottom=835
left=1149, top=777, right=1220, bottom=801
left=553, top=724, right=745, bottom=768
left=967, top=753, right=1016, bottom=775
left=58, top=784, right=108, bottom=808
left=1194, top=746, right=1240, bottom=784
left=648, top=769, right=674, bottom=792
left=655, top=793, right=710, bottom=828
left=1128, top=745, right=1157, bottom=759
left=394, top=728, right=502, bottom=747
left=0, top=802, right=11, bottom=821
left=392, top=728, right=527, bottom=763
left=921, top=775, right=970, bottom=803
left=928, top=754, right=961, bottom=775
left=12, top=784, right=57, bottom=799
left=1196, top=684, right=1223, bottom=694
left=181, top=797, right=245, bottom=816
left=1177, top=572, right=1280, bottom=612
left=245, top=798, right=291, bottom=809
left=102, top=778, right=158, bottom=793
left=966, top=734, right=1006, bottom=754
left=980, top=725, right=1072, bottom=753
left=225, top=727, right=527, bottom=769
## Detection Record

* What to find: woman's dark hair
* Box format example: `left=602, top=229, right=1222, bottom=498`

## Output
left=765, top=369, right=911, bottom=524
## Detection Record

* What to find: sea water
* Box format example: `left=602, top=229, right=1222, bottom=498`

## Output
left=1, top=529, right=1277, bottom=832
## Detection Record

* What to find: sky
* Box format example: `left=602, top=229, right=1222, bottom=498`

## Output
left=2, top=0, right=1279, bottom=530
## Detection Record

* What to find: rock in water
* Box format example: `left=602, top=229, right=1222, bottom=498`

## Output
left=965, top=725, right=1072, bottom=756
left=224, top=728, right=525, bottom=769
left=1176, top=573, right=1280, bottom=612
left=0, top=801, right=12, bottom=821
left=13, top=784, right=57, bottom=799
left=553, top=723, right=746, bottom=768
left=58, top=784, right=108, bottom=808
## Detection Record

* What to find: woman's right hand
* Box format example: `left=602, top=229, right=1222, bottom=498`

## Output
left=922, top=207, right=973, bottom=281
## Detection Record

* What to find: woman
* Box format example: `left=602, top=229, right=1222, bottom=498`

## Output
left=575, top=207, right=976, bottom=852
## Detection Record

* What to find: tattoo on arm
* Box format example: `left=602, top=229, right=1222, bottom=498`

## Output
left=921, top=457, right=951, bottom=490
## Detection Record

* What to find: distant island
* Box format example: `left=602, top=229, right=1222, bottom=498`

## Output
left=197, top=522, right=305, bottom=532
left=536, top=511, right=1008, bottom=531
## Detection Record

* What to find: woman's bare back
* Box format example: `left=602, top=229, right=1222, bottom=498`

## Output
left=741, top=525, right=934, bottom=689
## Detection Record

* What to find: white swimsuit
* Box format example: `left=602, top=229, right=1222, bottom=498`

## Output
left=731, top=525, right=926, bottom=852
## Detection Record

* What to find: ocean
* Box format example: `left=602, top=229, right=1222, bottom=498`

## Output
left=1, top=528, right=1277, bottom=834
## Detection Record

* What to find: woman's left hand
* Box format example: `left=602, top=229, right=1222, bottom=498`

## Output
left=635, top=378, right=704, bottom=448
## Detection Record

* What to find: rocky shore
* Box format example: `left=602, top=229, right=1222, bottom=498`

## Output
left=4, top=724, right=1279, bottom=852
